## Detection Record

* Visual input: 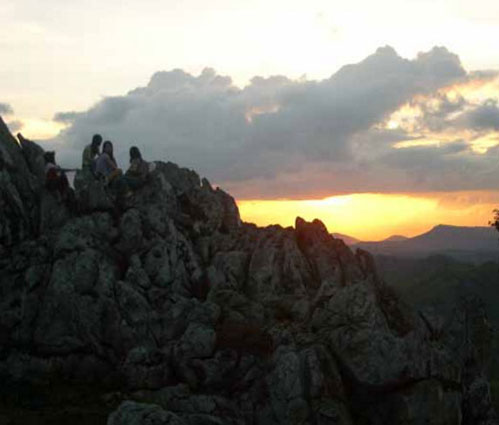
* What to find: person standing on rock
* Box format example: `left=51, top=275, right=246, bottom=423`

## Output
left=82, top=134, right=102, bottom=174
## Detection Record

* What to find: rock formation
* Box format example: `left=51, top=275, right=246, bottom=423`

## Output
left=0, top=116, right=497, bottom=424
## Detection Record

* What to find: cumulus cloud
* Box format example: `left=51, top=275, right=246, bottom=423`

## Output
left=0, top=102, right=13, bottom=115
left=53, top=46, right=499, bottom=198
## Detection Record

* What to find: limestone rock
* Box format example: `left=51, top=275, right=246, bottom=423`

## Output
left=108, top=401, right=187, bottom=425
left=0, top=122, right=496, bottom=425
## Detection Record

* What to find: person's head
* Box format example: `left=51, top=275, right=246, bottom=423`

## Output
left=129, top=146, right=142, bottom=163
left=43, top=151, right=55, bottom=165
left=103, top=140, right=113, bottom=155
left=91, top=134, right=102, bottom=153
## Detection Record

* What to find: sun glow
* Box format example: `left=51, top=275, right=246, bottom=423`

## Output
left=393, top=138, right=441, bottom=149
left=245, top=104, right=280, bottom=123
left=16, top=118, right=66, bottom=140
left=237, top=192, right=498, bottom=241
left=471, top=134, right=499, bottom=153
left=445, top=75, right=499, bottom=103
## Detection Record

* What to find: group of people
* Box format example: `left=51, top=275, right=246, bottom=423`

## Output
left=82, top=134, right=150, bottom=191
left=42, top=133, right=151, bottom=201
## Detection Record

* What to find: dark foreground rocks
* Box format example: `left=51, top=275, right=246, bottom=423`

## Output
left=0, top=116, right=497, bottom=425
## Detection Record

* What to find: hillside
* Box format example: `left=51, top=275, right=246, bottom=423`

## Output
left=331, top=232, right=360, bottom=245
left=377, top=255, right=499, bottom=312
left=383, top=235, right=409, bottom=242
left=354, top=224, right=498, bottom=263
left=0, top=116, right=497, bottom=425
left=376, top=254, right=499, bottom=411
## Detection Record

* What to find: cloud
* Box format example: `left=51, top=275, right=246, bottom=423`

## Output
left=53, top=111, right=82, bottom=123
left=0, top=103, right=13, bottom=115
left=403, top=94, right=499, bottom=135
left=458, top=99, right=499, bottom=131
left=6, top=120, right=23, bottom=133
left=53, top=46, right=499, bottom=198
left=409, top=93, right=469, bottom=133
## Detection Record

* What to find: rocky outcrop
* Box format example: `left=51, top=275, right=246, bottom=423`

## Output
left=0, top=116, right=496, bottom=425
left=0, top=120, right=42, bottom=248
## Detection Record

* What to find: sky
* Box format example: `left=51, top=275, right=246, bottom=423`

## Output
left=2, top=0, right=499, bottom=240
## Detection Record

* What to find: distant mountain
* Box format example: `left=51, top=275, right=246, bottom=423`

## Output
left=383, top=235, right=409, bottom=242
left=332, top=233, right=409, bottom=245
left=354, top=224, right=499, bottom=263
left=332, top=232, right=360, bottom=245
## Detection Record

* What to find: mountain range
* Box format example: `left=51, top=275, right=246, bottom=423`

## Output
left=337, top=224, right=498, bottom=263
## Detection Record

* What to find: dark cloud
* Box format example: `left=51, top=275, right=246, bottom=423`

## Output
left=409, top=93, right=469, bottom=133
left=412, top=95, right=499, bottom=134
left=401, top=68, right=499, bottom=135
left=0, top=103, right=14, bottom=115
left=53, top=46, right=499, bottom=198
left=458, top=99, right=499, bottom=131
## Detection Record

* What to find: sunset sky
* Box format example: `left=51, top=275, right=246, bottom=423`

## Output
left=2, top=0, right=499, bottom=240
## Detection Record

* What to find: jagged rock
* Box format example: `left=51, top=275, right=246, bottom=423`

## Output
left=0, top=121, right=497, bottom=425
left=74, top=170, right=115, bottom=212
left=108, top=401, right=187, bottom=425
left=122, top=346, right=172, bottom=390
left=129, top=384, right=243, bottom=424
left=359, top=379, right=462, bottom=425
left=17, top=132, right=45, bottom=181
left=0, top=119, right=41, bottom=246
left=266, top=344, right=352, bottom=425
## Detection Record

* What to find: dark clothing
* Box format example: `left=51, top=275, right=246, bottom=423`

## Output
left=126, top=158, right=149, bottom=181
left=45, top=162, right=76, bottom=211
left=125, top=158, right=150, bottom=190
left=45, top=163, right=70, bottom=195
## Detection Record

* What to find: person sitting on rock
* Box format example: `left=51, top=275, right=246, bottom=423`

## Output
left=95, top=140, right=132, bottom=203
left=82, top=134, right=102, bottom=174
left=95, top=140, right=123, bottom=184
left=124, top=146, right=150, bottom=190
left=44, top=151, right=72, bottom=199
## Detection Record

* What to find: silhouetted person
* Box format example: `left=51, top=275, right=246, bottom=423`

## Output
left=82, top=134, right=102, bottom=173
left=95, top=140, right=122, bottom=183
left=125, top=146, right=150, bottom=189
left=44, top=151, right=71, bottom=198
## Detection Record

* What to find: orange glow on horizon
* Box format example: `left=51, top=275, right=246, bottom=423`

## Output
left=237, top=192, right=498, bottom=241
